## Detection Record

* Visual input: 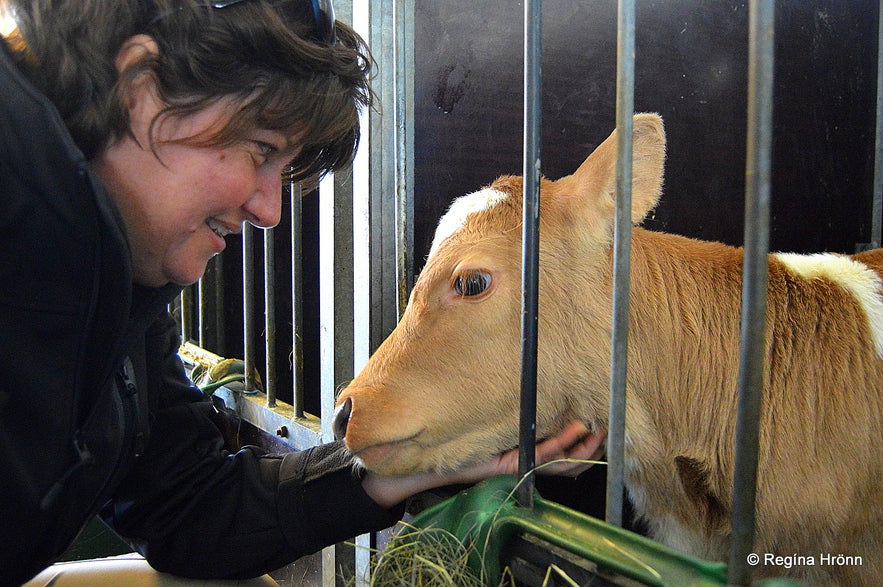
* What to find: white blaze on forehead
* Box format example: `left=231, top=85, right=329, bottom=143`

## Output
left=774, top=252, right=883, bottom=357
left=428, top=188, right=510, bottom=258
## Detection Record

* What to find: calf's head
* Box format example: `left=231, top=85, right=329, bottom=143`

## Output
left=334, top=114, right=666, bottom=475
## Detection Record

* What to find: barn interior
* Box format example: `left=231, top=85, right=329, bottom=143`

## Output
left=60, top=1, right=880, bottom=585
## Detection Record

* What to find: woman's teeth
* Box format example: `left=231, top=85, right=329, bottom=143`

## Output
left=207, top=219, right=231, bottom=237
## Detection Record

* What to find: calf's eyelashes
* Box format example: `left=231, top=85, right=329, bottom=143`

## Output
left=452, top=269, right=492, bottom=297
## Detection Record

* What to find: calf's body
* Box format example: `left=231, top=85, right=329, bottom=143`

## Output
left=334, top=114, right=882, bottom=585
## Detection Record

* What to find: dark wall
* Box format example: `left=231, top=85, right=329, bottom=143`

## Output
left=413, top=0, right=878, bottom=272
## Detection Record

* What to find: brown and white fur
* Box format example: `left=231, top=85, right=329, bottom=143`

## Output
left=335, top=114, right=883, bottom=585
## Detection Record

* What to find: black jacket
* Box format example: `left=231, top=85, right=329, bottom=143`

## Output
left=0, top=42, right=399, bottom=585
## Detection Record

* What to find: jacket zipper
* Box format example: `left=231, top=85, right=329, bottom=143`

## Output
left=120, top=356, right=146, bottom=457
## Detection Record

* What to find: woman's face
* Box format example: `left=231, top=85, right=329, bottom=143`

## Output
left=90, top=35, right=301, bottom=287
left=92, top=82, right=299, bottom=287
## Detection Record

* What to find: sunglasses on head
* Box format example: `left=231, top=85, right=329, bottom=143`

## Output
left=148, top=0, right=337, bottom=45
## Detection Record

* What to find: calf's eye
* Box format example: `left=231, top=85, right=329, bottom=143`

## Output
left=453, top=270, right=492, bottom=297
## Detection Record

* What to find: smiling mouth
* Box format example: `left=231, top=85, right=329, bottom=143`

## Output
left=206, top=218, right=235, bottom=239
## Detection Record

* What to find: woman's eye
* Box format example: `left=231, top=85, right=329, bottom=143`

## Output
left=453, top=270, right=492, bottom=297
left=255, top=141, right=278, bottom=158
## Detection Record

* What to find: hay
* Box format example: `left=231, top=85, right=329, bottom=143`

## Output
left=370, top=525, right=487, bottom=587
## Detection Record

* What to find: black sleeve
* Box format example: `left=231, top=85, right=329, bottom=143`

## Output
left=103, top=314, right=403, bottom=580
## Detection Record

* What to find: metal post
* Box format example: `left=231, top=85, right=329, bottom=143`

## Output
left=369, top=0, right=401, bottom=346
left=872, top=0, right=883, bottom=249
left=264, top=228, right=277, bottom=408
left=318, top=172, right=336, bottom=586
left=728, top=1, right=774, bottom=585
left=351, top=5, right=375, bottom=585
left=242, top=225, right=257, bottom=391
left=197, top=278, right=206, bottom=348
left=394, top=0, right=415, bottom=313
left=179, top=287, right=192, bottom=343
left=518, top=0, right=542, bottom=509
left=606, top=0, right=636, bottom=528
left=290, top=181, right=305, bottom=418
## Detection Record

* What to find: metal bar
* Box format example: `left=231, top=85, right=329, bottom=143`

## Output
left=369, top=0, right=399, bottom=347
left=728, top=1, right=774, bottom=585
left=195, top=257, right=222, bottom=352
left=179, top=286, right=192, bottom=343
left=518, top=0, right=542, bottom=509
left=872, top=0, right=883, bottom=249
left=606, top=0, right=636, bottom=529
left=319, top=174, right=336, bottom=445
left=290, top=181, right=305, bottom=418
left=351, top=4, right=374, bottom=585
left=242, top=225, right=257, bottom=391
left=394, top=0, right=415, bottom=312
left=264, top=227, right=277, bottom=408
left=217, top=257, right=225, bottom=351
left=352, top=41, right=372, bottom=377
left=317, top=146, right=357, bottom=587
left=318, top=172, right=336, bottom=587
left=197, top=278, right=206, bottom=348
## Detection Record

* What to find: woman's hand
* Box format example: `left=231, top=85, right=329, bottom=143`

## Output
left=362, top=422, right=606, bottom=509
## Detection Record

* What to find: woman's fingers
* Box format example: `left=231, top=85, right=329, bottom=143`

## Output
left=535, top=426, right=607, bottom=477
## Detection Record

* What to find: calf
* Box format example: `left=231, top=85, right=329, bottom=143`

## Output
left=334, top=114, right=882, bottom=586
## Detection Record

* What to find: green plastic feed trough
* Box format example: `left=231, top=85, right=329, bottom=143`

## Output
left=377, top=475, right=803, bottom=587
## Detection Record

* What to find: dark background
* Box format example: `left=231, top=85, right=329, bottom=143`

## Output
left=413, top=0, right=877, bottom=265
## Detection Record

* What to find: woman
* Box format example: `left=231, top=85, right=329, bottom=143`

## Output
left=0, top=0, right=604, bottom=584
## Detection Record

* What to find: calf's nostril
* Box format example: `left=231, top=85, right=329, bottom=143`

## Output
left=332, top=397, right=352, bottom=441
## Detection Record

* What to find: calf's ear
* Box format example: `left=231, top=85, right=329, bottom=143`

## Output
left=556, top=113, right=666, bottom=226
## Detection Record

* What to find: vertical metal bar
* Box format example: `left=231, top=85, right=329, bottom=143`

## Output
left=173, top=294, right=185, bottom=343
left=179, top=287, right=192, bottom=343
left=290, top=181, right=305, bottom=418
left=197, top=278, right=206, bottom=348
left=352, top=2, right=372, bottom=377
left=872, top=0, right=883, bottom=249
left=319, top=178, right=336, bottom=446
left=318, top=166, right=357, bottom=586
left=215, top=257, right=225, bottom=352
left=195, top=257, right=222, bottom=352
left=728, top=1, right=774, bottom=585
left=369, top=0, right=399, bottom=347
left=606, top=0, right=636, bottom=528
left=318, top=175, right=335, bottom=587
left=264, top=228, right=277, bottom=408
left=351, top=4, right=374, bottom=585
left=202, top=256, right=225, bottom=351
left=518, top=0, right=542, bottom=509
left=242, top=225, right=257, bottom=391
left=394, top=0, right=415, bottom=313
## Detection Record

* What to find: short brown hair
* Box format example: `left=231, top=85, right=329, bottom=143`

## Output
left=3, top=0, right=374, bottom=186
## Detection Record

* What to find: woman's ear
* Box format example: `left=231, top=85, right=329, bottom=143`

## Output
left=113, top=35, right=163, bottom=145
left=115, top=34, right=159, bottom=74
left=115, top=35, right=160, bottom=111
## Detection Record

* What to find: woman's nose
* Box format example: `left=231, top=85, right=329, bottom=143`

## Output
left=243, top=173, right=283, bottom=229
